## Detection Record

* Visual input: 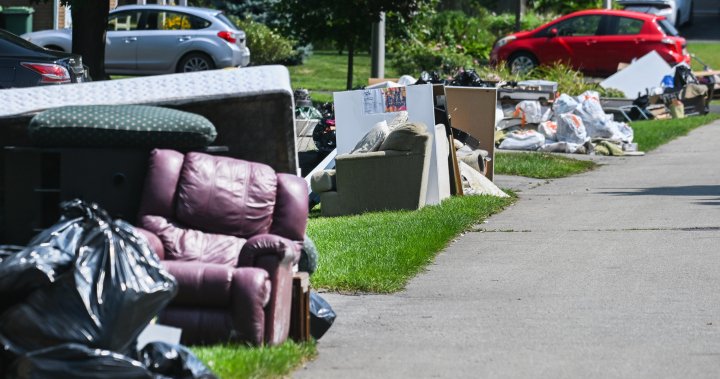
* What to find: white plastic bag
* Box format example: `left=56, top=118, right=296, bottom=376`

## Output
left=498, top=129, right=545, bottom=151
left=513, top=101, right=551, bottom=124
left=538, top=141, right=582, bottom=154
left=574, top=91, right=619, bottom=138
left=552, top=94, right=579, bottom=116
left=538, top=120, right=558, bottom=141
left=556, top=113, right=588, bottom=144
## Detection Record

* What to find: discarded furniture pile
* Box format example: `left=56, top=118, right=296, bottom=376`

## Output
left=0, top=66, right=332, bottom=378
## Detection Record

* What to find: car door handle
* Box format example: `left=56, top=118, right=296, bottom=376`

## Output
left=178, top=36, right=192, bottom=42
left=585, top=39, right=598, bottom=45
left=124, top=37, right=137, bottom=43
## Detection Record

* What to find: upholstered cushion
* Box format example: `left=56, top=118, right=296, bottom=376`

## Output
left=28, top=105, right=217, bottom=148
left=351, top=120, right=390, bottom=153
left=310, top=170, right=336, bottom=193
left=140, top=215, right=244, bottom=266
left=378, top=122, right=430, bottom=154
left=175, top=152, right=277, bottom=238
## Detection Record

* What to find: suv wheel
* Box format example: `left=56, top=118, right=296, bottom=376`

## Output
left=177, top=53, right=215, bottom=73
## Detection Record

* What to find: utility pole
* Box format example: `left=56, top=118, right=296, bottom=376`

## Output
left=604, top=0, right=612, bottom=9
left=371, top=12, right=385, bottom=79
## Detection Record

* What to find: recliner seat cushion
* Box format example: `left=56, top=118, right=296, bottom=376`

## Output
left=175, top=152, right=277, bottom=238
left=28, top=105, right=217, bottom=148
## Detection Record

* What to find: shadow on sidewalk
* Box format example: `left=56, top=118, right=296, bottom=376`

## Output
left=601, top=185, right=720, bottom=198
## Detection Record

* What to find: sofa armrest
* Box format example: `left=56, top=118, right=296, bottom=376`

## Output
left=237, top=234, right=298, bottom=345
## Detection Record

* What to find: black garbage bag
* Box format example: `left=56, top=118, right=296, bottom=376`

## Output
left=0, top=216, right=85, bottom=313
left=140, top=342, right=217, bottom=379
left=309, top=291, right=336, bottom=340
left=0, top=199, right=177, bottom=357
left=5, top=343, right=153, bottom=379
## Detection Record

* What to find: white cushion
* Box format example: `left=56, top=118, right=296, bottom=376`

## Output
left=351, top=120, right=390, bottom=153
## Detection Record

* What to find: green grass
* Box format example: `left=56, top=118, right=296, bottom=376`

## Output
left=494, top=152, right=597, bottom=179
left=688, top=42, right=720, bottom=71
left=307, top=194, right=514, bottom=293
left=191, top=341, right=316, bottom=379
left=631, top=113, right=720, bottom=152
left=287, top=51, right=400, bottom=103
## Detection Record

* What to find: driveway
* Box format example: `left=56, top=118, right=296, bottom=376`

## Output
left=296, top=119, right=720, bottom=378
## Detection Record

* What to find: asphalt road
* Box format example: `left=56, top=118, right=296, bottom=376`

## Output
left=296, top=119, right=720, bottom=378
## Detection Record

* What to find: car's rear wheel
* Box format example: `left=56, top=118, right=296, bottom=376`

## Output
left=177, top=53, right=215, bottom=73
left=508, top=52, right=538, bottom=75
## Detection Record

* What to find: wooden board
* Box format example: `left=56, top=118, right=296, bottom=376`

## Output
left=443, top=86, right=498, bottom=181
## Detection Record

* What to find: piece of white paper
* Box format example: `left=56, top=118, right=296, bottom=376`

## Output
left=136, top=323, right=182, bottom=350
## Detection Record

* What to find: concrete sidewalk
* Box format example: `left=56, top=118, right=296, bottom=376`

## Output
left=295, top=120, right=720, bottom=379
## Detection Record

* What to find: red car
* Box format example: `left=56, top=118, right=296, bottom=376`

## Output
left=490, top=9, right=691, bottom=77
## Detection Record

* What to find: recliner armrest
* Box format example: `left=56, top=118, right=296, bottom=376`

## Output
left=237, top=234, right=298, bottom=267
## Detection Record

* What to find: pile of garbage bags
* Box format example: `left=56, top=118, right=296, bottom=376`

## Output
left=497, top=90, right=636, bottom=155
left=0, top=200, right=217, bottom=379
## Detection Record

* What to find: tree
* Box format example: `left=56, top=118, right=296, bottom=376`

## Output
left=276, top=0, right=424, bottom=89
left=33, top=0, right=110, bottom=80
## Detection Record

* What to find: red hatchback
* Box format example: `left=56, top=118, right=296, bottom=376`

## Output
left=490, top=9, right=690, bottom=77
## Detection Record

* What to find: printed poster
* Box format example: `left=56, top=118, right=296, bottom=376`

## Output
left=363, top=87, right=407, bottom=114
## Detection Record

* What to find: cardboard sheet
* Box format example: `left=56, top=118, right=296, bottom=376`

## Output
left=444, top=86, right=498, bottom=181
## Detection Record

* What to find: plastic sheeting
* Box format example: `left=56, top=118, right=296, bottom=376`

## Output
left=310, top=291, right=336, bottom=340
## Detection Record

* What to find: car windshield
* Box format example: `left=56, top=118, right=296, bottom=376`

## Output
left=656, top=18, right=679, bottom=36
left=214, top=12, right=238, bottom=31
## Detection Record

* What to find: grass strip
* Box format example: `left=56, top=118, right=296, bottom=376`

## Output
left=631, top=113, right=720, bottom=152
left=494, top=152, right=596, bottom=179
left=307, top=194, right=514, bottom=293
left=191, top=341, right=317, bottom=379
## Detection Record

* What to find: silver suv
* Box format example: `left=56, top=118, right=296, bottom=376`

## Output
left=23, top=5, right=251, bottom=75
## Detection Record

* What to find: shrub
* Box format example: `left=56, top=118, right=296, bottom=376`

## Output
left=231, top=16, right=300, bottom=65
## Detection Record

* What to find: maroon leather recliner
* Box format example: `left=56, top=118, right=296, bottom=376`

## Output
left=134, top=149, right=308, bottom=346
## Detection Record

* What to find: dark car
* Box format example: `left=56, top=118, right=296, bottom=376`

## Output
left=490, top=9, right=691, bottom=77
left=0, top=28, right=88, bottom=89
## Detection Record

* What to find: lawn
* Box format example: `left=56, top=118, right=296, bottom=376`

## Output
left=307, top=194, right=514, bottom=293
left=192, top=341, right=316, bottom=379
left=495, top=152, right=596, bottom=178
left=631, top=113, right=720, bottom=152
left=287, top=51, right=399, bottom=103
left=687, top=42, right=720, bottom=71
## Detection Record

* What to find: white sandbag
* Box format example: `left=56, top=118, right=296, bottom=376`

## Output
left=498, top=129, right=545, bottom=151
left=556, top=113, right=588, bottom=144
left=538, top=141, right=582, bottom=153
left=614, top=121, right=634, bottom=143
left=459, top=161, right=509, bottom=197
left=538, top=120, right=558, bottom=141
left=513, top=100, right=551, bottom=124
left=552, top=94, right=579, bottom=116
left=574, top=90, right=619, bottom=138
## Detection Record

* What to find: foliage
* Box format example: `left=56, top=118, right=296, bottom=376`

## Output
left=229, top=16, right=299, bottom=65
left=475, top=61, right=624, bottom=97
left=495, top=152, right=596, bottom=178
left=528, top=0, right=606, bottom=13
left=276, top=0, right=424, bottom=89
left=388, top=9, right=551, bottom=76
left=192, top=341, right=316, bottom=379
left=631, top=114, right=720, bottom=152
left=308, top=194, right=514, bottom=293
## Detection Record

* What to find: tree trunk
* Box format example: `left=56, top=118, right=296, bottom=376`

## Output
left=71, top=1, right=110, bottom=81
left=346, top=38, right=355, bottom=90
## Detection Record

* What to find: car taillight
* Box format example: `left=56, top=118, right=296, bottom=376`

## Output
left=661, top=37, right=682, bottom=53
left=217, top=31, right=237, bottom=43
left=20, top=62, right=71, bottom=84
